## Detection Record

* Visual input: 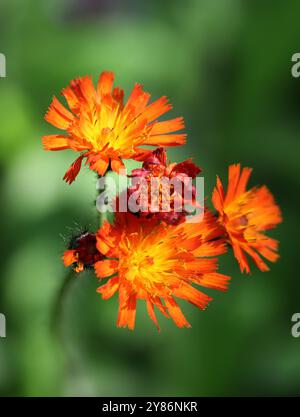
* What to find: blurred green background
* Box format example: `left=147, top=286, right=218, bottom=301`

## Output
left=0, top=0, right=299, bottom=396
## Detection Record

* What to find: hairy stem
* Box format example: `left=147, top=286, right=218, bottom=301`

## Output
left=51, top=268, right=76, bottom=340
left=52, top=170, right=110, bottom=340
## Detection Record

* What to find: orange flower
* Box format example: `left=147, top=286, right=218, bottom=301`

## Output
left=62, top=232, right=103, bottom=273
left=43, top=72, right=186, bottom=184
left=94, top=212, right=229, bottom=330
left=128, top=147, right=201, bottom=224
left=212, top=164, right=282, bottom=273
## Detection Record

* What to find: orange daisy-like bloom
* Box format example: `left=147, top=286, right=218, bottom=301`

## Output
left=94, top=212, right=230, bottom=330
left=212, top=164, right=282, bottom=273
left=42, top=71, right=186, bottom=184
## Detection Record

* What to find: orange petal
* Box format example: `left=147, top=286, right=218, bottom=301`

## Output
left=63, top=154, right=85, bottom=184
left=96, top=221, right=118, bottom=256
left=224, top=164, right=241, bottom=205
left=164, top=297, right=191, bottom=328
left=124, top=83, right=150, bottom=114
left=112, top=86, right=124, bottom=103
left=111, top=158, right=125, bottom=174
left=192, top=240, right=227, bottom=257
left=61, top=85, right=79, bottom=112
left=196, top=273, right=230, bottom=291
left=97, top=71, right=114, bottom=98
left=94, top=259, right=119, bottom=279
left=74, top=262, right=84, bottom=273
left=142, top=96, right=172, bottom=122
left=62, top=250, right=77, bottom=267
left=212, top=176, right=225, bottom=213
left=146, top=134, right=187, bottom=146
left=184, top=258, right=219, bottom=274
left=152, top=296, right=169, bottom=318
left=150, top=117, right=185, bottom=135
left=173, top=283, right=212, bottom=310
left=45, top=96, right=74, bottom=129
left=117, top=286, right=137, bottom=330
left=97, top=276, right=120, bottom=299
left=42, top=135, right=71, bottom=151
left=74, top=76, right=96, bottom=102
left=231, top=242, right=250, bottom=273
left=257, top=244, right=279, bottom=263
left=87, top=155, right=109, bottom=176
left=235, top=167, right=253, bottom=196
left=242, top=244, right=270, bottom=272
left=146, top=299, right=160, bottom=331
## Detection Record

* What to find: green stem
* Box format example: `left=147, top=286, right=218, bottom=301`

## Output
left=97, top=170, right=110, bottom=227
left=52, top=170, right=110, bottom=341
left=98, top=207, right=107, bottom=227
left=51, top=268, right=76, bottom=341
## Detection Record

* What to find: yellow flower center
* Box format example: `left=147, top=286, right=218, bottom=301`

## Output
left=79, top=104, right=144, bottom=156
left=118, top=235, right=177, bottom=292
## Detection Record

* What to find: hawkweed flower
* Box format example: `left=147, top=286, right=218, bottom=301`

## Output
left=49, top=70, right=283, bottom=333
left=127, top=147, right=201, bottom=224
left=63, top=232, right=103, bottom=273
left=94, top=211, right=230, bottom=330
left=212, top=164, right=282, bottom=273
left=42, top=72, right=186, bottom=184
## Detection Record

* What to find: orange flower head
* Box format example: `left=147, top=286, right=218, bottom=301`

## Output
left=94, top=211, right=230, bottom=330
left=212, top=163, right=282, bottom=273
left=128, top=147, right=201, bottom=224
left=42, top=71, right=186, bottom=184
left=63, top=232, right=103, bottom=273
